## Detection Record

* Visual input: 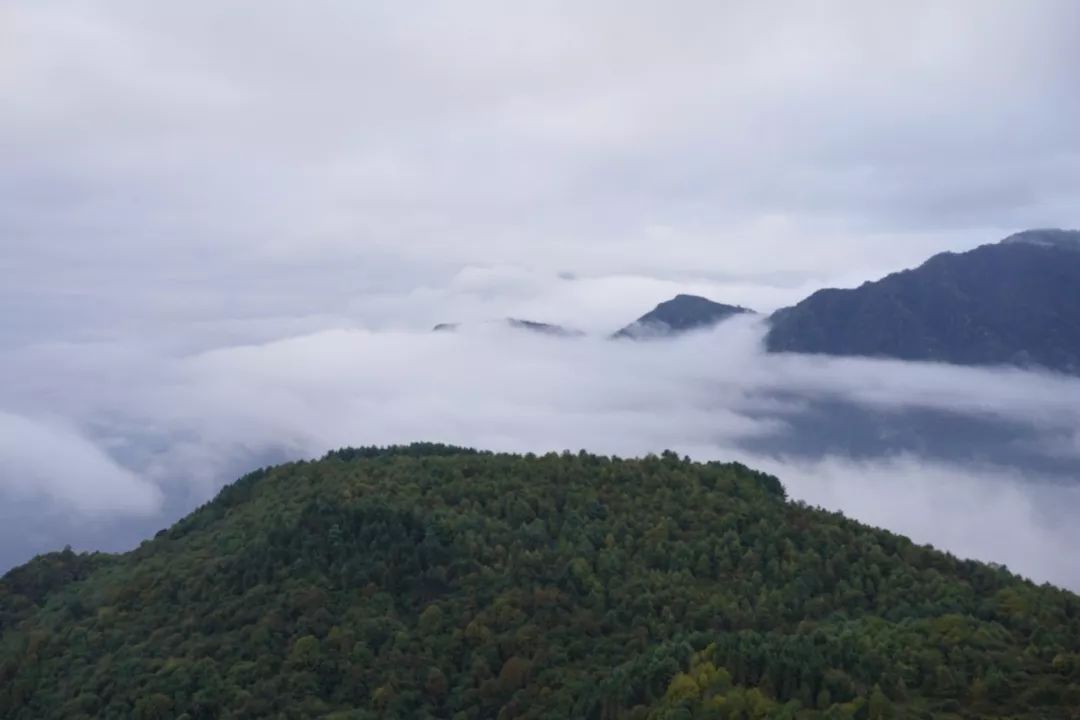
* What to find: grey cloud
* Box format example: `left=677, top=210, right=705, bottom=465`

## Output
left=3, top=2, right=1080, bottom=296
left=3, top=2, right=1080, bottom=590
left=3, top=314, right=1079, bottom=589
left=746, top=454, right=1080, bottom=591
left=0, top=410, right=162, bottom=515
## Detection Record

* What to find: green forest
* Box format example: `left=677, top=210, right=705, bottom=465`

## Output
left=1, top=445, right=1078, bottom=719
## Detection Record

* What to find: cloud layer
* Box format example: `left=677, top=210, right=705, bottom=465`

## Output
left=0, top=410, right=161, bottom=515
left=2, top=3, right=1080, bottom=588
left=2, top=312, right=1079, bottom=588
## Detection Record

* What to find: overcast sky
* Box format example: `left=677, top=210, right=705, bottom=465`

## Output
left=4, top=1, right=1080, bottom=339
left=3, top=2, right=1080, bottom=585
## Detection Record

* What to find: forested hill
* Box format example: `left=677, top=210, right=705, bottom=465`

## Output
left=2, top=445, right=1079, bottom=719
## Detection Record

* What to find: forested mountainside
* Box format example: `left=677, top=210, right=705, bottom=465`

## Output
left=766, top=229, right=1080, bottom=373
left=2, top=445, right=1078, bottom=720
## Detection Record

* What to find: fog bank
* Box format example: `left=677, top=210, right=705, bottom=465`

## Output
left=2, top=317, right=1078, bottom=589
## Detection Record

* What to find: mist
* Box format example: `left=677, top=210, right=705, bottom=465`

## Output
left=2, top=308, right=1078, bottom=590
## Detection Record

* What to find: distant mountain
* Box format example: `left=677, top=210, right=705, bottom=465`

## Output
left=505, top=318, right=584, bottom=337
left=766, top=229, right=1080, bottom=373
left=431, top=318, right=583, bottom=337
left=613, top=294, right=754, bottom=339
left=4, top=445, right=1078, bottom=719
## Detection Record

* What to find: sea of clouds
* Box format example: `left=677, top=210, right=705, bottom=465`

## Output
left=3, top=311, right=1079, bottom=589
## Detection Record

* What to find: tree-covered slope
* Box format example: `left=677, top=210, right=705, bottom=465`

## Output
left=766, top=229, right=1080, bottom=373
left=1, top=445, right=1078, bottom=720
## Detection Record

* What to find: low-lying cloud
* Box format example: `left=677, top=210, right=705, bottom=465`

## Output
left=2, top=312, right=1078, bottom=589
left=0, top=410, right=162, bottom=515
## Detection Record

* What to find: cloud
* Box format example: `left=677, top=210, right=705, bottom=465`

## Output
left=2, top=3, right=1080, bottom=590
left=3, top=314, right=1078, bottom=589
left=0, top=410, right=162, bottom=515
left=747, top=454, right=1080, bottom=591
left=3, top=2, right=1079, bottom=314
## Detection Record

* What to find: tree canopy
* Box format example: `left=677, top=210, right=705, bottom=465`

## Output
left=1, top=445, right=1077, bottom=719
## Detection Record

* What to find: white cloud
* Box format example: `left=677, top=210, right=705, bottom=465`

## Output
left=0, top=410, right=162, bottom=515
left=5, top=316, right=1079, bottom=588
left=748, top=454, right=1080, bottom=591
left=2, top=2, right=1080, bottom=589
left=3, top=2, right=1079, bottom=299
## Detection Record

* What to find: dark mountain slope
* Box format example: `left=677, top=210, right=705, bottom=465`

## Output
left=2, top=445, right=1078, bottom=719
left=614, top=294, right=754, bottom=339
left=505, top=318, right=585, bottom=337
left=431, top=322, right=459, bottom=332
left=431, top=318, right=584, bottom=337
left=766, top=229, right=1080, bottom=372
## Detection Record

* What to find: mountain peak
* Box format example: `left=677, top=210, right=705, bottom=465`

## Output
left=766, top=229, right=1080, bottom=372
left=431, top=318, right=583, bottom=337
left=614, top=294, right=754, bottom=339
left=999, top=228, right=1080, bottom=250
left=504, top=318, right=584, bottom=337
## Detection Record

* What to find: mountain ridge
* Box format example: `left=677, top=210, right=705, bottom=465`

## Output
left=765, top=228, right=1080, bottom=373
left=429, top=229, right=1080, bottom=372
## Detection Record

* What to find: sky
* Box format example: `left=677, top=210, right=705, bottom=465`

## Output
left=2, top=2, right=1080, bottom=587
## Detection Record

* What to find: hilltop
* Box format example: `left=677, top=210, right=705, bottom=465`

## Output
left=2, top=445, right=1078, bottom=719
